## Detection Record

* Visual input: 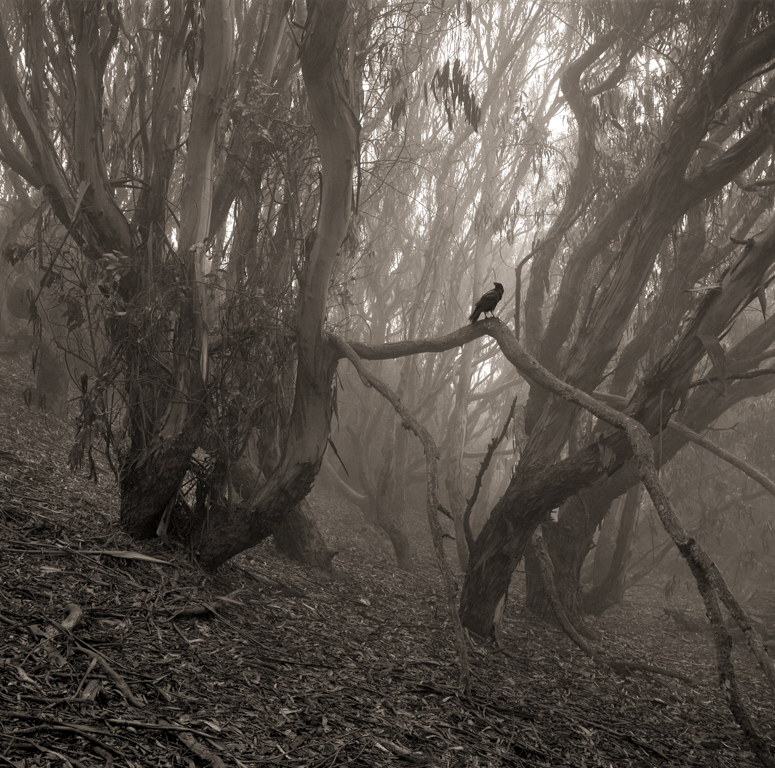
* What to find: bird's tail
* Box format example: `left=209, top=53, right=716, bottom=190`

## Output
left=469, top=310, right=480, bottom=323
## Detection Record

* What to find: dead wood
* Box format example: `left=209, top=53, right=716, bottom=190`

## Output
left=463, top=395, right=518, bottom=554
left=329, top=331, right=471, bottom=696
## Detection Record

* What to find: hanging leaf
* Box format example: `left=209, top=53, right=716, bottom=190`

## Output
left=697, top=333, right=727, bottom=396
left=430, top=58, right=481, bottom=131
left=757, top=284, right=767, bottom=319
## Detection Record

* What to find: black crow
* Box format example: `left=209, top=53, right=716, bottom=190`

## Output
left=469, top=282, right=504, bottom=323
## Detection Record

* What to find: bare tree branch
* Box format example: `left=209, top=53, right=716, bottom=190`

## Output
left=668, top=420, right=775, bottom=498
left=329, top=332, right=471, bottom=696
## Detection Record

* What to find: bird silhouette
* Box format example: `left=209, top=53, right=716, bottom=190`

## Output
left=469, top=282, right=504, bottom=322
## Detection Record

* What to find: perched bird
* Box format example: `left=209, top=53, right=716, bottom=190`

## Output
left=469, top=282, right=504, bottom=323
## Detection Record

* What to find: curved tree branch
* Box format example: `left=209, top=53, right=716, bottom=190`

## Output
left=329, top=332, right=471, bottom=696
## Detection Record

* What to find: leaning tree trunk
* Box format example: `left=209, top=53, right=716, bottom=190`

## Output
left=192, top=0, right=359, bottom=569
left=459, top=20, right=775, bottom=638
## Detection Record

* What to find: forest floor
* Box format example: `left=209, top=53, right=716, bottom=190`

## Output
left=0, top=352, right=773, bottom=768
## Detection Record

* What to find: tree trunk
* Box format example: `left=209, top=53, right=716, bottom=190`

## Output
left=591, top=496, right=622, bottom=585
left=375, top=495, right=413, bottom=570
left=374, top=396, right=414, bottom=569
left=525, top=496, right=590, bottom=623
left=369, top=351, right=416, bottom=570
left=583, top=484, right=641, bottom=615
left=274, top=500, right=337, bottom=570
left=192, top=0, right=358, bottom=568
left=226, top=443, right=337, bottom=569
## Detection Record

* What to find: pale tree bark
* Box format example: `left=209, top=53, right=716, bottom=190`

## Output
left=0, top=1, right=225, bottom=538
left=208, top=0, right=293, bottom=240
left=120, top=0, right=235, bottom=538
left=193, top=0, right=359, bottom=568
left=523, top=21, right=624, bottom=358
left=129, top=2, right=188, bottom=266
left=0, top=10, right=83, bottom=238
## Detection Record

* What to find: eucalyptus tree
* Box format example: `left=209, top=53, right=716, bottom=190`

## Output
left=0, top=0, right=358, bottom=566
left=3, top=1, right=775, bottom=661
left=328, top=0, right=564, bottom=569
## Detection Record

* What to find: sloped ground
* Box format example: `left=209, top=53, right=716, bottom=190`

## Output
left=0, top=352, right=773, bottom=768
